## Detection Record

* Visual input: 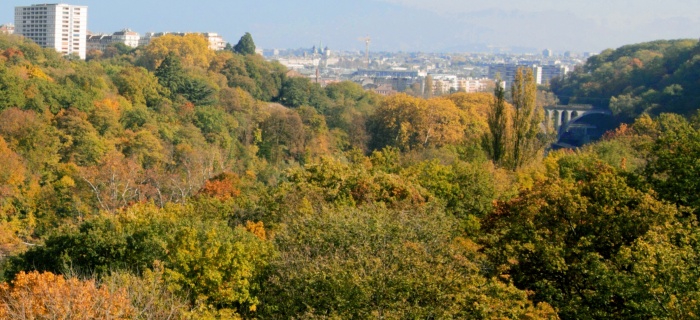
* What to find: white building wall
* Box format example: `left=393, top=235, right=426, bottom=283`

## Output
left=15, top=4, right=88, bottom=59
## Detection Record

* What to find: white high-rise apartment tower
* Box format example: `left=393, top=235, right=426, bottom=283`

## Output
left=14, top=3, right=88, bottom=59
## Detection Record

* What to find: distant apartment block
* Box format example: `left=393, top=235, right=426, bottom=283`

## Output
left=0, top=23, right=15, bottom=35
left=431, top=74, right=458, bottom=94
left=429, top=74, right=489, bottom=95
left=15, top=3, right=88, bottom=59
left=86, top=29, right=140, bottom=52
left=541, top=65, right=569, bottom=84
left=139, top=32, right=226, bottom=51
left=459, top=78, right=489, bottom=93
left=488, top=64, right=545, bottom=87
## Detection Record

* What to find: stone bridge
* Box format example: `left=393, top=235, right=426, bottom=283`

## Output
left=544, top=104, right=612, bottom=135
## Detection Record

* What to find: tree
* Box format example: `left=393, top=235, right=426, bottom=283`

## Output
left=424, top=75, right=434, bottom=99
left=0, top=271, right=134, bottom=319
left=141, top=33, right=214, bottom=70
left=510, top=67, right=543, bottom=169
left=154, top=52, right=186, bottom=96
left=642, top=113, right=700, bottom=213
left=368, top=94, right=467, bottom=151
left=485, top=79, right=508, bottom=164
left=233, top=32, right=256, bottom=55
left=0, top=64, right=26, bottom=111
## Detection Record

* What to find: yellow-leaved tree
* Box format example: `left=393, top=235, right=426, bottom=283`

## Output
left=142, top=34, right=215, bottom=70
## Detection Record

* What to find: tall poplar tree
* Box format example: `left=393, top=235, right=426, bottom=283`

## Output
left=510, top=67, right=541, bottom=169
left=424, top=75, right=434, bottom=99
left=485, top=78, right=507, bottom=164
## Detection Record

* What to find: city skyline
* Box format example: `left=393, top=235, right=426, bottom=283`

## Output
left=2, top=0, right=699, bottom=53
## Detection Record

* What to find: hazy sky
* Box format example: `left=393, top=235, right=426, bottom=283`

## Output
left=2, top=0, right=699, bottom=53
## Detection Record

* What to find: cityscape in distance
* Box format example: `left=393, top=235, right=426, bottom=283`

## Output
left=2, top=3, right=589, bottom=97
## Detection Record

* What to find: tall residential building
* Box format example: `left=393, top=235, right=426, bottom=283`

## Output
left=488, top=64, right=543, bottom=86
left=541, top=65, right=569, bottom=84
left=542, top=48, right=553, bottom=58
left=14, top=3, right=88, bottom=59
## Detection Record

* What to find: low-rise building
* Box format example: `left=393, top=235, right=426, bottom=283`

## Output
left=458, top=78, right=489, bottom=93
left=0, top=23, right=14, bottom=35
left=86, top=29, right=140, bottom=51
left=373, top=83, right=398, bottom=96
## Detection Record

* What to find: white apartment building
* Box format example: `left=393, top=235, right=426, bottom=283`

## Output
left=14, top=3, right=88, bottom=59
left=458, top=78, right=489, bottom=93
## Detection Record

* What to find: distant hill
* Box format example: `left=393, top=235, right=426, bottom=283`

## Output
left=550, top=39, right=700, bottom=121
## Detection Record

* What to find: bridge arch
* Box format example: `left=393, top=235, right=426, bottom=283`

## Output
left=544, top=104, right=610, bottom=136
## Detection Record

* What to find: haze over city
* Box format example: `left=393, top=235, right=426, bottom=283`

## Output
left=2, top=0, right=699, bottom=53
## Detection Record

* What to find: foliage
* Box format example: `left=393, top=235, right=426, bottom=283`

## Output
left=368, top=94, right=468, bottom=151
left=511, top=67, right=545, bottom=169
left=485, top=79, right=508, bottom=164
left=2, top=31, right=700, bottom=319
left=257, top=204, right=556, bottom=319
left=482, top=154, right=680, bottom=318
left=140, top=33, right=215, bottom=70
left=0, top=271, right=134, bottom=319
left=232, top=32, right=256, bottom=56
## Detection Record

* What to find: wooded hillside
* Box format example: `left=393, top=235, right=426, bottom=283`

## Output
left=0, top=33, right=699, bottom=318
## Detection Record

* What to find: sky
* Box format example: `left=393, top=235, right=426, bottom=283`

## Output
left=2, top=0, right=699, bottom=53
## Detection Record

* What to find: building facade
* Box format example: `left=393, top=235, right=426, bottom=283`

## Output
left=87, top=29, right=140, bottom=52
left=15, top=3, right=88, bottom=59
left=488, top=63, right=543, bottom=87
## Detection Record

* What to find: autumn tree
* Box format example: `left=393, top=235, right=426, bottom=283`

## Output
left=368, top=94, right=467, bottom=151
left=510, top=67, right=544, bottom=169
left=0, top=271, right=134, bottom=319
left=482, top=152, right=680, bottom=318
left=141, top=33, right=215, bottom=70
left=112, top=66, right=165, bottom=107
left=424, top=75, right=434, bottom=99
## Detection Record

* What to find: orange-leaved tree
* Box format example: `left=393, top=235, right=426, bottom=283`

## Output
left=0, top=271, right=134, bottom=319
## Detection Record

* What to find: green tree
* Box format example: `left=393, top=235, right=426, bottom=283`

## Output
left=154, top=52, right=186, bottom=96
left=233, top=32, right=256, bottom=55
left=642, top=113, right=700, bottom=213
left=0, top=64, right=26, bottom=111
left=485, top=79, right=508, bottom=164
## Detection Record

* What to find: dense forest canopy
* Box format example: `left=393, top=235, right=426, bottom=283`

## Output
left=0, top=32, right=699, bottom=318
